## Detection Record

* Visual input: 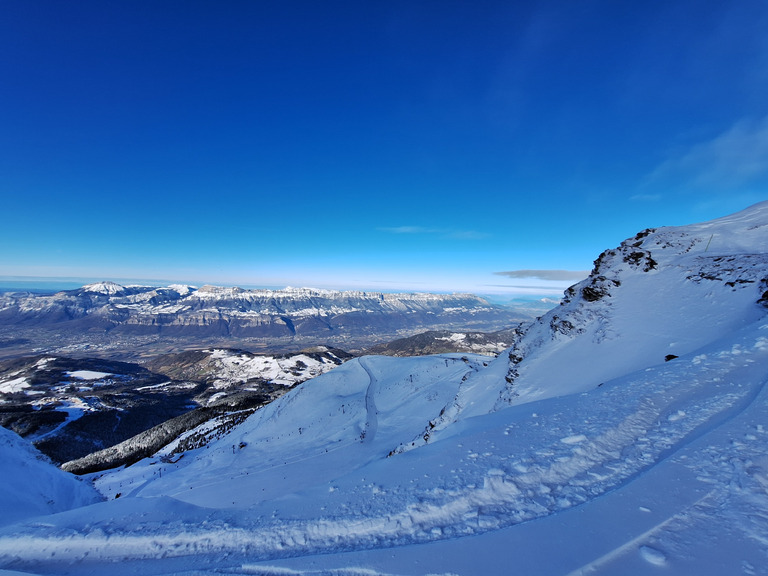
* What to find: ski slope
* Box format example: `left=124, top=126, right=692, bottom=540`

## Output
left=1, top=202, right=768, bottom=575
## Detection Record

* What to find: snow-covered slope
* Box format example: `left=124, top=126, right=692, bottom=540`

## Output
left=0, top=202, right=767, bottom=575
left=92, top=353, right=491, bottom=505
left=0, top=426, right=101, bottom=527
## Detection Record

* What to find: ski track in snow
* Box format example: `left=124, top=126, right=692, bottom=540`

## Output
left=359, top=358, right=379, bottom=444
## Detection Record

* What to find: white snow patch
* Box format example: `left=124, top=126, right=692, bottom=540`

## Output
left=66, top=370, right=112, bottom=381
left=135, top=381, right=174, bottom=391
left=437, top=333, right=467, bottom=343
left=560, top=434, right=587, bottom=445
left=667, top=410, right=686, bottom=422
left=207, top=392, right=228, bottom=404
left=0, top=377, right=30, bottom=394
left=638, top=545, right=667, bottom=566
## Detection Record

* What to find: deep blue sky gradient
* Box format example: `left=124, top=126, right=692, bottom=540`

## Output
left=2, top=1, right=767, bottom=294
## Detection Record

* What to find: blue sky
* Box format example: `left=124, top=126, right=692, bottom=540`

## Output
left=2, top=1, right=767, bottom=295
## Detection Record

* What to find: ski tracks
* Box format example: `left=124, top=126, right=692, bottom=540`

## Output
left=359, top=357, right=379, bottom=443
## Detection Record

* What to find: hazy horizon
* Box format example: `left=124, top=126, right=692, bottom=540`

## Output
left=0, top=275, right=570, bottom=302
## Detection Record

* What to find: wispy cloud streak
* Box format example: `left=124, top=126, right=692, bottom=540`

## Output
left=495, top=270, right=589, bottom=281
left=378, top=226, right=489, bottom=240
left=646, top=116, right=768, bottom=189
left=377, top=226, right=437, bottom=234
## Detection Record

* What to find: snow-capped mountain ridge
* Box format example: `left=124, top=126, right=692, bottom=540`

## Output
left=0, top=284, right=524, bottom=351
left=81, top=281, right=129, bottom=295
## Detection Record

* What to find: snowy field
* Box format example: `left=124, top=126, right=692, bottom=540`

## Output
left=1, top=202, right=768, bottom=575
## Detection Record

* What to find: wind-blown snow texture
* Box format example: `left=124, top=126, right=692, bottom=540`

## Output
left=2, top=202, right=768, bottom=575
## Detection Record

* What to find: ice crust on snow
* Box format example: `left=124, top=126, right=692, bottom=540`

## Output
left=2, top=202, right=768, bottom=575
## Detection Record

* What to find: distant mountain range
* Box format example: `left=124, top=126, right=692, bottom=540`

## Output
left=0, top=284, right=532, bottom=358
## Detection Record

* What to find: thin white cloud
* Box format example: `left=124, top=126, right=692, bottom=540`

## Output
left=377, top=226, right=436, bottom=234
left=647, top=116, right=768, bottom=189
left=495, top=270, right=589, bottom=281
left=485, top=283, right=571, bottom=291
left=378, top=226, right=489, bottom=240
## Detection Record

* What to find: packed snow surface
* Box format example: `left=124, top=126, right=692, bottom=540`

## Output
left=2, top=201, right=768, bottom=575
